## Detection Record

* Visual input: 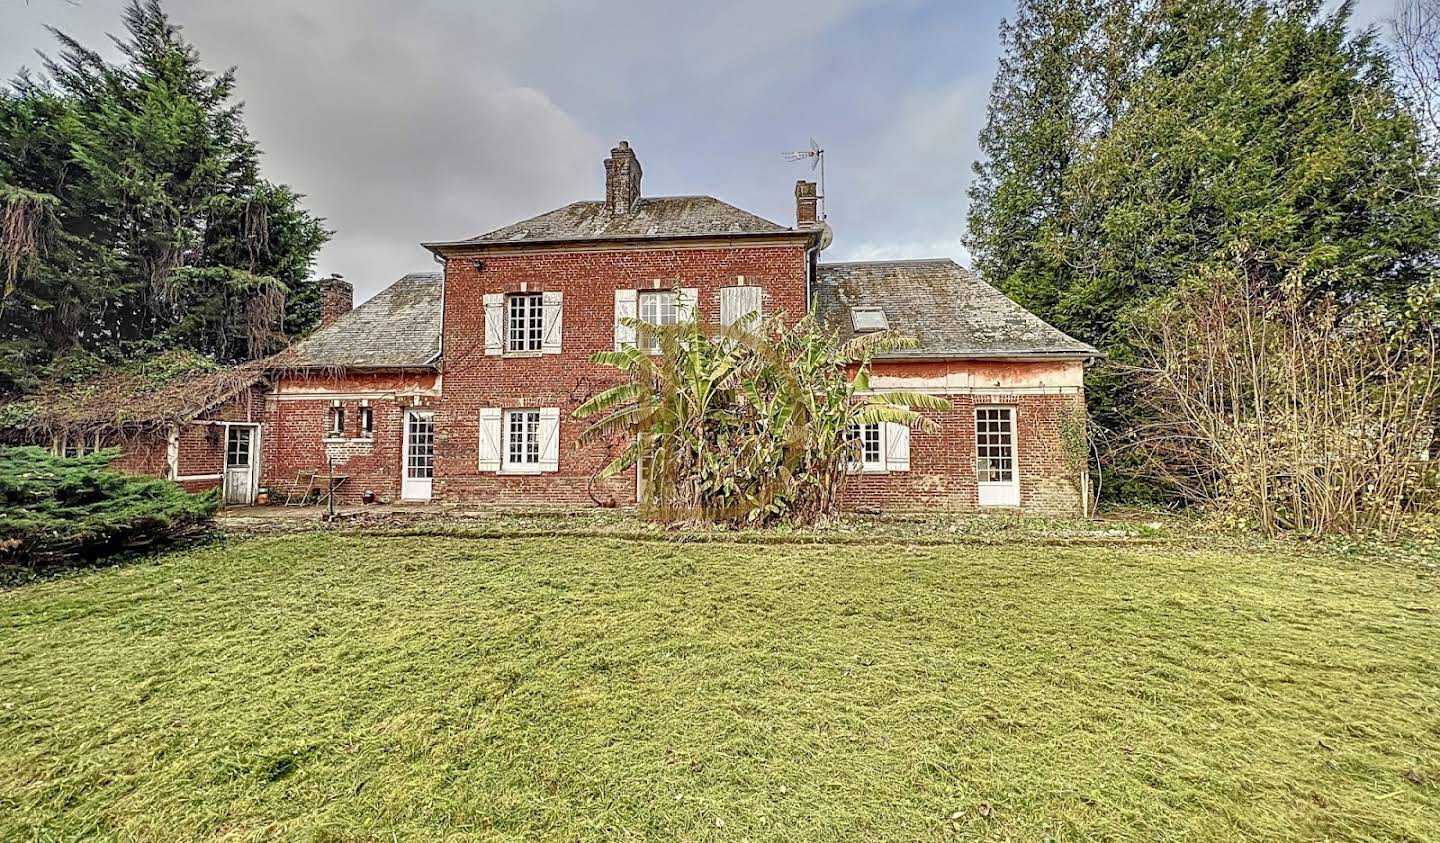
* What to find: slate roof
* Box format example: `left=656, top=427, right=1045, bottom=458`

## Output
left=275, top=272, right=443, bottom=369
left=423, top=196, right=797, bottom=249
left=813, top=259, right=1098, bottom=359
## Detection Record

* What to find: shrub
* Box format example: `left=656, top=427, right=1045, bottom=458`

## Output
left=0, top=446, right=218, bottom=575
left=1134, top=258, right=1440, bottom=538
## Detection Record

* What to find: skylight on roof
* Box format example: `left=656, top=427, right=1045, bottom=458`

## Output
left=851, top=307, right=889, bottom=333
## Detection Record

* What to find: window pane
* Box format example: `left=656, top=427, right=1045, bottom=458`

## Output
left=974, top=408, right=1014, bottom=483
left=638, top=291, right=678, bottom=352
left=507, top=294, right=543, bottom=352
left=504, top=410, right=542, bottom=467
left=406, top=413, right=434, bottom=478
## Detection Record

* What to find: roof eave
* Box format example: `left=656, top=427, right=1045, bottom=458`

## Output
left=874, top=349, right=1102, bottom=363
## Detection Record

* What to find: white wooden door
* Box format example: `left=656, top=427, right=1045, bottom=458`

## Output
left=975, top=407, right=1020, bottom=507
left=402, top=410, right=434, bottom=501
left=223, top=425, right=258, bottom=506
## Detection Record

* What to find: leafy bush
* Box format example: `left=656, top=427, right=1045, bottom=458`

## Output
left=0, top=446, right=218, bottom=574
left=575, top=312, right=950, bottom=526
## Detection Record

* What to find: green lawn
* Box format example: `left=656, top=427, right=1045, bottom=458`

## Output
left=1, top=533, right=1437, bottom=841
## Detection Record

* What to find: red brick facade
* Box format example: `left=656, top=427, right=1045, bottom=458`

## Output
left=432, top=243, right=811, bottom=506
left=262, top=370, right=439, bottom=503
left=246, top=245, right=1088, bottom=514
left=103, top=383, right=267, bottom=496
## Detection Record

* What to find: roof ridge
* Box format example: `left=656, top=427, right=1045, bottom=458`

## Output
left=819, top=257, right=961, bottom=267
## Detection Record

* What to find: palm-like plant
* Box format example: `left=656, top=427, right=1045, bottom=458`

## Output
left=574, top=310, right=951, bottom=525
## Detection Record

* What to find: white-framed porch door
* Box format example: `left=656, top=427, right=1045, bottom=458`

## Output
left=402, top=409, right=435, bottom=501
left=223, top=424, right=260, bottom=506
left=975, top=406, right=1020, bottom=507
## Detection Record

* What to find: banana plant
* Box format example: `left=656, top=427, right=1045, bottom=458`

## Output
left=574, top=308, right=951, bottom=525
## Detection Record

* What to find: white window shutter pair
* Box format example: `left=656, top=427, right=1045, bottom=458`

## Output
left=614, top=289, right=637, bottom=350
left=483, top=294, right=504, bottom=355
left=720, top=286, right=762, bottom=327
left=478, top=408, right=503, bottom=471
left=478, top=407, right=560, bottom=473
left=542, top=291, right=563, bottom=354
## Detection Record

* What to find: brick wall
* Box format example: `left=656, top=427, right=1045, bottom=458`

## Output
left=104, top=384, right=267, bottom=496
left=263, top=370, right=439, bottom=503
left=843, top=391, right=1086, bottom=515
left=434, top=244, right=810, bottom=505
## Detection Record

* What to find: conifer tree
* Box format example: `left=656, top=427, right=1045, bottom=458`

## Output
left=0, top=0, right=328, bottom=395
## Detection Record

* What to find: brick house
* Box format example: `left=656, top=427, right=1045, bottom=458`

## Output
left=8, top=361, right=271, bottom=505
left=263, top=141, right=1098, bottom=514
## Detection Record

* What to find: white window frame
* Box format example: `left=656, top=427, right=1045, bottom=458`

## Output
left=506, top=292, right=544, bottom=353
left=358, top=406, right=374, bottom=438
left=503, top=408, right=543, bottom=473
left=329, top=406, right=345, bottom=438
left=849, top=422, right=885, bottom=472
left=637, top=290, right=680, bottom=353
left=845, top=421, right=910, bottom=474
left=480, top=406, right=560, bottom=474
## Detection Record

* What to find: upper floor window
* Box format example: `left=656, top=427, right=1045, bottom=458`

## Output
left=507, top=293, right=544, bottom=353
left=638, top=290, right=679, bottom=352
left=483, top=291, right=562, bottom=356
left=719, top=286, right=762, bottom=329
left=330, top=407, right=345, bottom=437
left=358, top=406, right=374, bottom=437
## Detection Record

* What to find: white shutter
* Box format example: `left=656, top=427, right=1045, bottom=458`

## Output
left=678, top=287, right=701, bottom=322
left=478, top=407, right=502, bottom=472
left=541, top=291, right=563, bottom=354
left=614, top=289, right=637, bottom=350
left=720, top=286, right=762, bottom=327
left=538, top=407, right=560, bottom=473
left=483, top=294, right=504, bottom=356
left=885, top=422, right=911, bottom=472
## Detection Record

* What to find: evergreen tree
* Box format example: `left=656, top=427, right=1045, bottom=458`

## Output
left=0, top=0, right=328, bottom=395
left=968, top=0, right=1440, bottom=498
left=965, top=0, right=1150, bottom=320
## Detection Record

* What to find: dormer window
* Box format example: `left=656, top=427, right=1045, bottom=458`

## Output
left=851, top=307, right=888, bottom=333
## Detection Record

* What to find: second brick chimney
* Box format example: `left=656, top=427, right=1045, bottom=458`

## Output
left=318, top=274, right=353, bottom=328
left=604, top=141, right=643, bottom=215
left=795, top=180, right=819, bottom=228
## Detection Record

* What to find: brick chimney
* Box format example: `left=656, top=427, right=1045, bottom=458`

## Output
left=318, top=274, right=353, bottom=327
left=604, top=141, right=643, bottom=215
left=795, top=180, right=819, bottom=228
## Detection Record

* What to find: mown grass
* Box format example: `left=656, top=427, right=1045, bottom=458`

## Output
left=1, top=533, right=1437, bottom=841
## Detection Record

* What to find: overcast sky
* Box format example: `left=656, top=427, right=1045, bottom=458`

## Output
left=1, top=0, right=1398, bottom=302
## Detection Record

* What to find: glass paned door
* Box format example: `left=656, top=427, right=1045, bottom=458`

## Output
left=975, top=407, right=1019, bottom=507
left=223, top=425, right=258, bottom=506
left=402, top=410, right=434, bottom=501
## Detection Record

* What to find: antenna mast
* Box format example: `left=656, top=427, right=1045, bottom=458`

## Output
left=781, top=139, right=826, bottom=220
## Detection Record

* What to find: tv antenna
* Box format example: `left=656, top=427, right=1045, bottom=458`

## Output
left=782, top=138, right=826, bottom=220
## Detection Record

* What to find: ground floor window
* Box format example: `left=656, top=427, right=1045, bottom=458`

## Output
left=848, top=422, right=883, bottom=469
left=504, top=409, right=542, bottom=470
